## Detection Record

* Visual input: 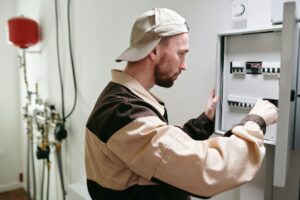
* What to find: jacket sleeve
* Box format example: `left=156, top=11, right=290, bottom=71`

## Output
left=181, top=112, right=214, bottom=140
left=107, top=114, right=266, bottom=198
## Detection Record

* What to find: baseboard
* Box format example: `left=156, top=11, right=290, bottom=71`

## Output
left=0, top=182, right=23, bottom=193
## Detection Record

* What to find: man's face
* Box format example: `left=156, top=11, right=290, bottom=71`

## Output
left=154, top=33, right=189, bottom=88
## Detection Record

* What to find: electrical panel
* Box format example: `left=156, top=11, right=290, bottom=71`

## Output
left=215, top=1, right=300, bottom=188
left=215, top=28, right=282, bottom=145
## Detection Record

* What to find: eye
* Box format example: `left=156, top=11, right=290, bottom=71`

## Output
left=179, top=51, right=186, bottom=57
left=179, top=50, right=188, bottom=56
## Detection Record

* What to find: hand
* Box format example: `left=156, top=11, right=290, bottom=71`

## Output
left=205, top=89, right=220, bottom=121
left=249, top=99, right=278, bottom=126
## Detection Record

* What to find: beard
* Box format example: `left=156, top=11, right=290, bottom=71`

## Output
left=154, top=64, right=175, bottom=88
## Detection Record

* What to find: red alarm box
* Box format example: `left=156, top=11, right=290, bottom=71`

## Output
left=7, top=16, right=39, bottom=49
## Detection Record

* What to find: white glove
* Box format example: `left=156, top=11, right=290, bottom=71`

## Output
left=249, top=99, right=278, bottom=126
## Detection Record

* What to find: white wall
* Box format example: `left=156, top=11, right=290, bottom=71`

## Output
left=0, top=0, right=23, bottom=193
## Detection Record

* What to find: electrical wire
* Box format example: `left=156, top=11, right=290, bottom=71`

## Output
left=65, top=0, right=78, bottom=120
left=54, top=0, right=78, bottom=199
left=54, top=0, right=66, bottom=125
left=54, top=0, right=77, bottom=122
left=54, top=2, right=66, bottom=199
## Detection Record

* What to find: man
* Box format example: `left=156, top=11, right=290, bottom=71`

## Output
left=85, top=8, right=278, bottom=200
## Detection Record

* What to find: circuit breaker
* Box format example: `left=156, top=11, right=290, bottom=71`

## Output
left=215, top=27, right=282, bottom=145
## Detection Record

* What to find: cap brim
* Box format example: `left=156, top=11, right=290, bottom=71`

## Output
left=116, top=39, right=161, bottom=62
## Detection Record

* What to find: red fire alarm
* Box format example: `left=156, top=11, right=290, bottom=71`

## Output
left=7, top=16, right=39, bottom=49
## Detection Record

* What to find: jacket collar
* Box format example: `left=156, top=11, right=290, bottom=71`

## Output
left=111, top=69, right=165, bottom=116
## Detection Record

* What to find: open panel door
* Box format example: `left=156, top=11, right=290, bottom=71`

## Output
left=273, top=1, right=299, bottom=187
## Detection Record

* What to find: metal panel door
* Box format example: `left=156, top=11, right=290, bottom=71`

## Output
left=273, top=1, right=299, bottom=187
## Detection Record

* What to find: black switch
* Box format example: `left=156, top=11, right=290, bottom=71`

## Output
left=246, top=62, right=262, bottom=74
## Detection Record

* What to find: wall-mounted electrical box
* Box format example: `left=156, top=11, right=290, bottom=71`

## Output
left=216, top=1, right=300, bottom=188
left=215, top=27, right=282, bottom=145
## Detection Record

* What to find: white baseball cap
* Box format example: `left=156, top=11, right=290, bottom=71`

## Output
left=116, top=8, right=189, bottom=62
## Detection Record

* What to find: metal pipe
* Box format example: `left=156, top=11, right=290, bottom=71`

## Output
left=56, top=144, right=66, bottom=200
left=31, top=136, right=36, bottom=200
left=40, top=160, right=45, bottom=200
left=27, top=137, right=31, bottom=200
left=22, top=48, right=37, bottom=200
left=47, top=160, right=50, bottom=200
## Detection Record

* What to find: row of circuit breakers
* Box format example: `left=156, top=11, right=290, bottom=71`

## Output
left=227, top=95, right=278, bottom=109
left=228, top=61, right=279, bottom=109
left=230, top=61, right=281, bottom=75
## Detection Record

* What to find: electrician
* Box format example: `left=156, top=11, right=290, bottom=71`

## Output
left=85, top=8, right=278, bottom=200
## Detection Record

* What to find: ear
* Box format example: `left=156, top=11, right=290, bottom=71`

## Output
left=149, top=47, right=158, bottom=61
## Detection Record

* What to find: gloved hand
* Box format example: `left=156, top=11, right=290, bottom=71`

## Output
left=205, top=89, right=220, bottom=121
left=249, top=99, right=278, bottom=126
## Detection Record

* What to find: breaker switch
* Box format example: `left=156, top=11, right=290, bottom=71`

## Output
left=230, top=61, right=246, bottom=74
left=262, top=62, right=280, bottom=76
left=227, top=95, right=257, bottom=109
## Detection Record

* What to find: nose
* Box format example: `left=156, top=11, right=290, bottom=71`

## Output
left=180, top=62, right=187, bottom=70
